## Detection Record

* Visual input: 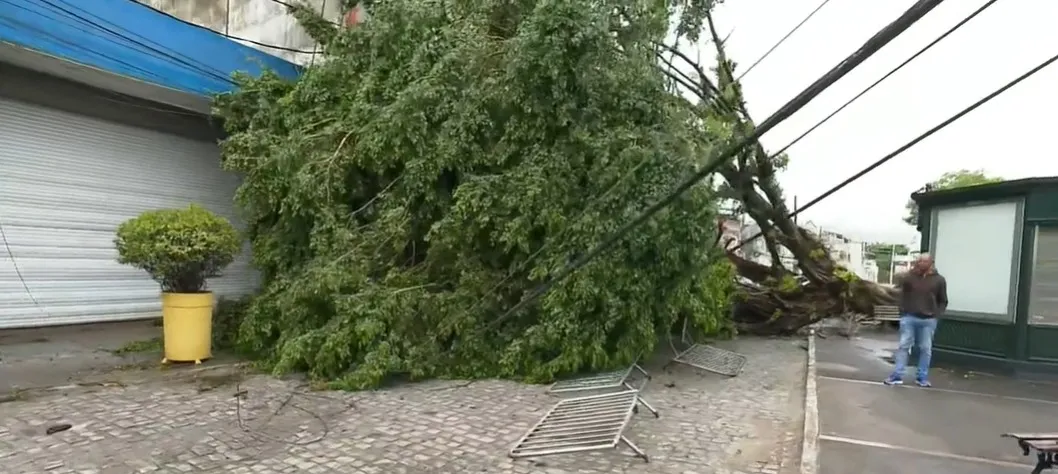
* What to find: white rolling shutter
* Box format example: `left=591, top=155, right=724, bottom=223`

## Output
left=0, top=96, right=258, bottom=328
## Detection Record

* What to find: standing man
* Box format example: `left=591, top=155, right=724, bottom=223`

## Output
left=884, top=253, right=948, bottom=387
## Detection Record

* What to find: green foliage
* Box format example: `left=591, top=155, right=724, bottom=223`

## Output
left=214, top=0, right=733, bottom=389
left=213, top=296, right=253, bottom=350
left=777, top=274, right=801, bottom=293
left=683, top=259, right=738, bottom=338
left=904, top=169, right=1003, bottom=226
left=834, top=266, right=859, bottom=284
left=114, top=205, right=241, bottom=293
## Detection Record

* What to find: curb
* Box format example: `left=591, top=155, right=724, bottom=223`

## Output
left=800, top=329, right=819, bottom=474
left=9, top=361, right=252, bottom=397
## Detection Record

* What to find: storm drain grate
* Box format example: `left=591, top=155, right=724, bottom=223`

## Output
left=509, top=390, right=650, bottom=462
left=672, top=344, right=747, bottom=377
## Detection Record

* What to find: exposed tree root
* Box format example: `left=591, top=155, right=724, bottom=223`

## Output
left=726, top=250, right=898, bottom=336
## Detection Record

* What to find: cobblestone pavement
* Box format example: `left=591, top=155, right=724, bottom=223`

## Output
left=0, top=338, right=806, bottom=474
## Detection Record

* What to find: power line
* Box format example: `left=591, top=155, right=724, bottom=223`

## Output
left=6, top=0, right=238, bottom=87
left=737, top=0, right=835, bottom=80
left=461, top=148, right=661, bottom=322
left=52, top=0, right=237, bottom=82
left=734, top=49, right=1058, bottom=255
left=266, top=0, right=344, bottom=26
left=0, top=14, right=217, bottom=119
left=0, top=19, right=206, bottom=117
left=489, top=0, right=947, bottom=327
left=309, top=0, right=328, bottom=67
left=126, top=0, right=321, bottom=54
left=0, top=9, right=174, bottom=86
left=766, top=0, right=1001, bottom=161
left=41, top=0, right=238, bottom=86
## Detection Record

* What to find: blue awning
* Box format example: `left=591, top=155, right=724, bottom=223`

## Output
left=0, top=0, right=302, bottom=97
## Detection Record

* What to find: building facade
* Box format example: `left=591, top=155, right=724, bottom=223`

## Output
left=0, top=0, right=300, bottom=328
left=914, top=177, right=1058, bottom=375
left=139, top=0, right=363, bottom=65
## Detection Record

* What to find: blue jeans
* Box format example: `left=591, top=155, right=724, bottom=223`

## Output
left=890, top=314, right=938, bottom=381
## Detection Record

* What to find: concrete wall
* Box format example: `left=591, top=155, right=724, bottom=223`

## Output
left=140, top=0, right=349, bottom=65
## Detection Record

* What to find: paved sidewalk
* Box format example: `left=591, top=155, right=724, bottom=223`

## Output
left=0, top=338, right=806, bottom=474
left=0, top=320, right=163, bottom=393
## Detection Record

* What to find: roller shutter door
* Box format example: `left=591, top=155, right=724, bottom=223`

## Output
left=0, top=96, right=258, bottom=328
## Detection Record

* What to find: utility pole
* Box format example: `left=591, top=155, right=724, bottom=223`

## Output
left=887, top=243, right=897, bottom=284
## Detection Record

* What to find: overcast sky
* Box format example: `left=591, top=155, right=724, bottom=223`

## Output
left=690, top=0, right=1058, bottom=245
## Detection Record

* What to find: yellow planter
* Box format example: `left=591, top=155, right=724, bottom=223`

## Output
left=161, top=292, right=214, bottom=364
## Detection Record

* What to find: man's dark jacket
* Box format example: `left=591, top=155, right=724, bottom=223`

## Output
left=898, top=270, right=948, bottom=319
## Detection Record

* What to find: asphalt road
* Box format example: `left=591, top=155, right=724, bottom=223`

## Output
left=814, top=329, right=1058, bottom=474
left=820, top=438, right=1029, bottom=474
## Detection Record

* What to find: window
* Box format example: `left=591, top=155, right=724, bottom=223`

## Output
left=932, top=201, right=1019, bottom=319
left=1029, top=227, right=1058, bottom=325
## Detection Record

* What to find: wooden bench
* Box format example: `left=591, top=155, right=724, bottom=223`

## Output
left=874, top=305, right=901, bottom=322
left=1003, top=433, right=1058, bottom=473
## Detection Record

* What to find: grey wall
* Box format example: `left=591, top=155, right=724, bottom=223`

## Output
left=0, top=62, right=220, bottom=142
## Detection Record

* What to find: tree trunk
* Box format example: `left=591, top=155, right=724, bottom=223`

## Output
left=659, top=13, right=903, bottom=335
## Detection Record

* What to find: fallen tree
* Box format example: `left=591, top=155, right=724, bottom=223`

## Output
left=657, top=14, right=898, bottom=335
left=214, top=0, right=901, bottom=389
left=213, top=0, right=738, bottom=388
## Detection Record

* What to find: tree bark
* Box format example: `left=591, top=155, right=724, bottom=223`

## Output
left=676, top=14, right=902, bottom=335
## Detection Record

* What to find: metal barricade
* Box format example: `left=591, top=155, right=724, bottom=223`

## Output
left=509, top=390, right=651, bottom=462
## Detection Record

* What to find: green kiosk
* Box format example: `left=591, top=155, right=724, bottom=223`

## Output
left=913, top=177, right=1058, bottom=375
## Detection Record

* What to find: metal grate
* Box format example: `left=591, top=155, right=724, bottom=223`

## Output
left=549, top=367, right=631, bottom=393
left=673, top=344, right=747, bottom=377
left=510, top=390, right=649, bottom=462
left=548, top=363, right=659, bottom=417
left=549, top=363, right=648, bottom=394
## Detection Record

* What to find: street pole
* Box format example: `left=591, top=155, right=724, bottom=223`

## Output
left=888, top=243, right=897, bottom=284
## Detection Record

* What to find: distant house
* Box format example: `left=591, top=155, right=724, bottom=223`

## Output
left=738, top=221, right=870, bottom=279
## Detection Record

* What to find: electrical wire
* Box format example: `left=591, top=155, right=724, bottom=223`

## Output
left=0, top=6, right=215, bottom=319
left=265, top=0, right=344, bottom=26
left=460, top=148, right=662, bottom=322
left=40, top=0, right=238, bottom=86
left=0, top=214, right=46, bottom=316
left=309, top=0, right=328, bottom=67
left=488, top=0, right=946, bottom=327
left=737, top=0, right=834, bottom=80
left=233, top=377, right=356, bottom=447
left=765, top=0, right=1001, bottom=162
left=125, top=0, right=321, bottom=54
left=0, top=2, right=234, bottom=118
left=732, top=49, right=1058, bottom=254
left=91, top=90, right=210, bottom=117
left=0, top=12, right=173, bottom=88
left=50, top=0, right=237, bottom=83
left=0, top=15, right=225, bottom=119
left=308, top=0, right=327, bottom=66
